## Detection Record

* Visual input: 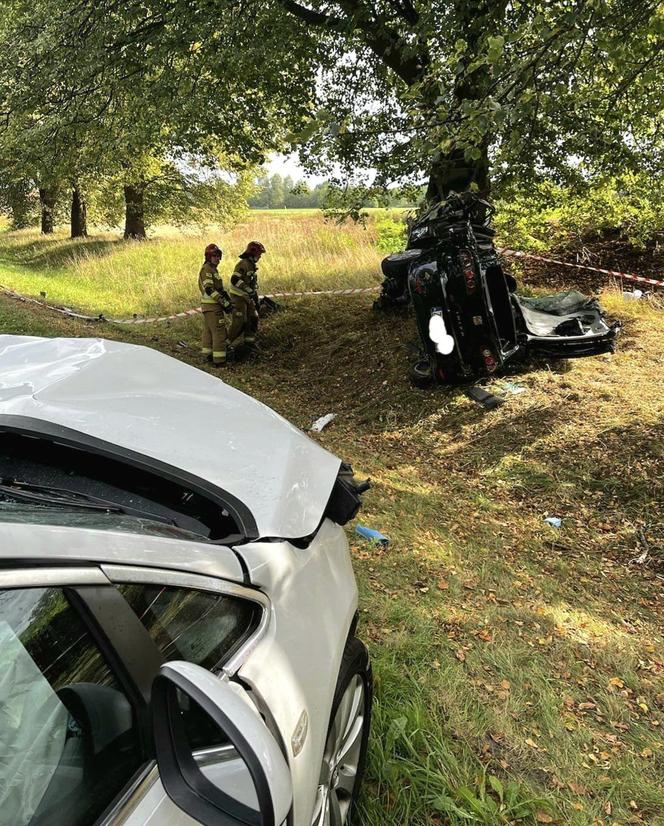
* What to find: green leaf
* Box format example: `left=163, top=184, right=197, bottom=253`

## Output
left=488, top=775, right=504, bottom=802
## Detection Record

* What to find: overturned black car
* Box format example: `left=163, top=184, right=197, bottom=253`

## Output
left=375, top=193, right=621, bottom=386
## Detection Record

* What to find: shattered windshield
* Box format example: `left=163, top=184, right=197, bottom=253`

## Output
left=0, top=502, right=209, bottom=541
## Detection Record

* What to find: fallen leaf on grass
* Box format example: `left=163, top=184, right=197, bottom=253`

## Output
left=437, top=579, right=449, bottom=590
left=455, top=649, right=466, bottom=662
left=535, top=812, right=553, bottom=823
left=525, top=738, right=539, bottom=749
left=476, top=629, right=492, bottom=642
left=568, top=781, right=587, bottom=795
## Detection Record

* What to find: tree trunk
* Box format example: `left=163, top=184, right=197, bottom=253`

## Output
left=7, top=181, right=35, bottom=229
left=39, top=187, right=59, bottom=234
left=426, top=145, right=491, bottom=203
left=424, top=0, right=506, bottom=204
left=123, top=182, right=146, bottom=240
left=70, top=184, right=88, bottom=238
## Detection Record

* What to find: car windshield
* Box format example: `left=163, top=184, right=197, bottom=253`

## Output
left=0, top=501, right=210, bottom=541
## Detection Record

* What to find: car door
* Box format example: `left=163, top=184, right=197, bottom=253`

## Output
left=98, top=565, right=275, bottom=826
left=0, top=565, right=289, bottom=826
left=0, top=566, right=156, bottom=826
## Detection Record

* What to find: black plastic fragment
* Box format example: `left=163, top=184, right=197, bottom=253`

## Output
left=466, top=386, right=505, bottom=410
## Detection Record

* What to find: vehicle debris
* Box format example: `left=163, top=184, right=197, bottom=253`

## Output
left=355, top=524, right=389, bottom=546
left=310, top=413, right=337, bottom=432
left=466, top=386, right=505, bottom=410
left=495, top=381, right=527, bottom=396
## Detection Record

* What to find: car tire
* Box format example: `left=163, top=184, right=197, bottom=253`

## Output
left=311, top=637, right=373, bottom=826
left=410, top=359, right=433, bottom=388
left=380, top=249, right=423, bottom=280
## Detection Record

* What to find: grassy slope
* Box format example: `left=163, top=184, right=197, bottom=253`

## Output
left=0, top=217, right=662, bottom=825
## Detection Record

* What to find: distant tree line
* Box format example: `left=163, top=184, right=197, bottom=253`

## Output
left=248, top=174, right=421, bottom=210
left=0, top=165, right=256, bottom=237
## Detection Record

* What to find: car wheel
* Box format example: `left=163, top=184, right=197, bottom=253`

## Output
left=410, top=359, right=433, bottom=388
left=311, top=637, right=372, bottom=826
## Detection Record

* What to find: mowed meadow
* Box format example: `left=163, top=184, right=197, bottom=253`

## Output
left=0, top=210, right=663, bottom=825
left=0, top=209, right=396, bottom=318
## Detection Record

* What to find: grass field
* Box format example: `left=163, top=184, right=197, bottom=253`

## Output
left=0, top=210, right=402, bottom=318
left=1, top=212, right=663, bottom=825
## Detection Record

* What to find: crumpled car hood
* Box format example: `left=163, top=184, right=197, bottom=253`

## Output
left=0, top=336, right=341, bottom=539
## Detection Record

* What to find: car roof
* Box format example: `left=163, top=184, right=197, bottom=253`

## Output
left=0, top=336, right=341, bottom=539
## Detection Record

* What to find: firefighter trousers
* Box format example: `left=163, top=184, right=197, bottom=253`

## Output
left=201, top=306, right=228, bottom=364
left=228, top=294, right=258, bottom=345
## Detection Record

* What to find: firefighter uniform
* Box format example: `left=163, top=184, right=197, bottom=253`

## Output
left=199, top=261, right=231, bottom=364
left=228, top=257, right=259, bottom=346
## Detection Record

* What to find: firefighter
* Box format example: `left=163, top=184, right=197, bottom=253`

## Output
left=227, top=241, right=265, bottom=348
left=198, top=243, right=233, bottom=365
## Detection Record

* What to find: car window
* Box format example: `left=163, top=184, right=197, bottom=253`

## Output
left=117, top=584, right=260, bottom=672
left=118, top=584, right=262, bottom=750
left=0, top=588, right=143, bottom=826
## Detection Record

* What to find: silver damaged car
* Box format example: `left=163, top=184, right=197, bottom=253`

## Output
left=0, top=335, right=372, bottom=826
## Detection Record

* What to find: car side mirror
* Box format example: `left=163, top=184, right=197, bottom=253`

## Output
left=151, top=661, right=292, bottom=826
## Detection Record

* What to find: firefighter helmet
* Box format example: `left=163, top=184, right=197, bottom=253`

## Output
left=204, top=243, right=223, bottom=261
left=244, top=241, right=266, bottom=258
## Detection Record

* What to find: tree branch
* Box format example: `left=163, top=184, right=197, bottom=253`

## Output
left=392, top=0, right=419, bottom=24
left=276, top=0, right=349, bottom=30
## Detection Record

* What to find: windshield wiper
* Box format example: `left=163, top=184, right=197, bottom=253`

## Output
left=0, top=478, right=174, bottom=525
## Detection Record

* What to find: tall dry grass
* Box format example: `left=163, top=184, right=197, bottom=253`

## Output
left=0, top=211, right=393, bottom=317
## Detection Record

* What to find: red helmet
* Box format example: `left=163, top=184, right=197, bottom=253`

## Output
left=244, top=241, right=266, bottom=258
left=204, top=243, right=223, bottom=261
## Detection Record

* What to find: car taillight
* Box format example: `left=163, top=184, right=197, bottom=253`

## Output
left=458, top=250, right=477, bottom=294
left=481, top=348, right=498, bottom=373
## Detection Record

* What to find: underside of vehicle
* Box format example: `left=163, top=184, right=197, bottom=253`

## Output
left=374, top=193, right=621, bottom=386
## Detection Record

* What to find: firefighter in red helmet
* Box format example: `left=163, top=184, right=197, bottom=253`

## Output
left=198, top=243, right=232, bottom=365
left=228, top=241, right=266, bottom=349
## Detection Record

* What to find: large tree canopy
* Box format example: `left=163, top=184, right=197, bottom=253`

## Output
left=1, top=0, right=661, bottom=213
left=274, top=0, right=663, bottom=198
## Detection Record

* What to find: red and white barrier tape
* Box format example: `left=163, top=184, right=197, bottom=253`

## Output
left=499, top=248, right=664, bottom=290
left=1, top=251, right=661, bottom=326
left=0, top=284, right=380, bottom=325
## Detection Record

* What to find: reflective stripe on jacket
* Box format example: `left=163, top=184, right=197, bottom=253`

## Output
left=229, top=257, right=257, bottom=297
left=198, top=262, right=226, bottom=306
